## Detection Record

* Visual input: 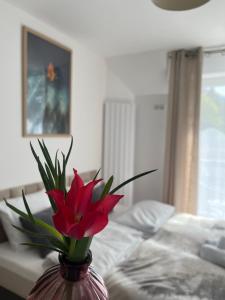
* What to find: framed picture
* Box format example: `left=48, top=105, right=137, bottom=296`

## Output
left=22, top=26, right=72, bottom=136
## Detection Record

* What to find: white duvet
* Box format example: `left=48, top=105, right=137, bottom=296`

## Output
left=43, top=220, right=143, bottom=276
left=104, top=214, right=225, bottom=300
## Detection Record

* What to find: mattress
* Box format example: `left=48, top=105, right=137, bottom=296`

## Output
left=0, top=242, right=44, bottom=298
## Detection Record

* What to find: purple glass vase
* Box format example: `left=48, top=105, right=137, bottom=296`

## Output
left=27, top=251, right=108, bottom=300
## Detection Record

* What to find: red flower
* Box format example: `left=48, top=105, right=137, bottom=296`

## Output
left=48, top=170, right=123, bottom=240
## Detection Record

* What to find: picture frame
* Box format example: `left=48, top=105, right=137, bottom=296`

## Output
left=22, top=26, right=72, bottom=137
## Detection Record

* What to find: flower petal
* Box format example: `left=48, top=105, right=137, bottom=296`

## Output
left=92, top=194, right=124, bottom=214
left=84, top=212, right=108, bottom=237
left=68, top=211, right=108, bottom=240
left=52, top=210, right=70, bottom=236
left=47, top=190, right=65, bottom=210
left=66, top=169, right=84, bottom=212
left=76, top=179, right=102, bottom=215
left=48, top=190, right=74, bottom=224
left=67, top=223, right=86, bottom=240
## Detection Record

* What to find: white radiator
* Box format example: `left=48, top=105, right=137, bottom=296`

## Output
left=103, top=100, right=135, bottom=209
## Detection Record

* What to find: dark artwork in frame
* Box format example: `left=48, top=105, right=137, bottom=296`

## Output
left=22, top=26, right=72, bottom=136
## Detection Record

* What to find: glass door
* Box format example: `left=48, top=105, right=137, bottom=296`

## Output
left=198, top=54, right=225, bottom=218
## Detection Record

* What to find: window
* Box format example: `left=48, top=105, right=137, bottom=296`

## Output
left=198, top=57, right=225, bottom=219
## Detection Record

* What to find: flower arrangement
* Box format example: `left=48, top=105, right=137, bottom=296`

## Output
left=5, top=138, right=156, bottom=263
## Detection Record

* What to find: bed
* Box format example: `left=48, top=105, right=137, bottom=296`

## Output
left=0, top=173, right=225, bottom=300
left=105, top=214, right=225, bottom=300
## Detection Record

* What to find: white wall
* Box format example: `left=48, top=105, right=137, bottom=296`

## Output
left=0, top=0, right=106, bottom=189
left=106, top=70, right=134, bottom=101
left=134, top=95, right=167, bottom=202
left=106, top=50, right=169, bottom=202
left=107, top=50, right=168, bottom=96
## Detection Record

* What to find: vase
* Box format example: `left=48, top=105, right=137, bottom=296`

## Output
left=27, top=251, right=108, bottom=300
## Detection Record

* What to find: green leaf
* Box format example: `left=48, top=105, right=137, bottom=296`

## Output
left=61, top=152, right=66, bottom=192
left=37, top=139, right=56, bottom=179
left=39, top=168, right=56, bottom=211
left=93, top=168, right=101, bottom=180
left=56, top=158, right=65, bottom=191
left=13, top=225, right=68, bottom=253
left=65, top=136, right=73, bottom=165
left=30, top=143, right=49, bottom=187
left=20, top=242, right=64, bottom=254
left=22, top=190, right=34, bottom=223
left=55, top=159, right=62, bottom=190
left=49, top=238, right=69, bottom=253
left=12, top=224, right=51, bottom=238
left=55, top=149, right=59, bottom=171
left=38, top=163, right=55, bottom=209
left=57, top=160, right=62, bottom=177
left=45, top=163, right=55, bottom=189
left=30, top=142, right=39, bottom=161
left=110, top=169, right=158, bottom=195
left=41, top=139, right=56, bottom=178
left=34, top=218, right=63, bottom=241
left=5, top=200, right=63, bottom=241
left=5, top=199, right=28, bottom=220
left=30, top=143, right=49, bottom=188
left=30, top=142, right=56, bottom=211
left=100, top=175, right=113, bottom=199
left=63, top=236, right=71, bottom=248
left=37, top=160, right=49, bottom=186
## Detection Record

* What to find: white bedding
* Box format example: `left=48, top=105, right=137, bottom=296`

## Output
left=0, top=242, right=45, bottom=297
left=44, top=221, right=143, bottom=276
left=104, top=214, right=225, bottom=300
left=0, top=190, right=50, bottom=251
left=0, top=220, right=144, bottom=298
left=0, top=199, right=177, bottom=299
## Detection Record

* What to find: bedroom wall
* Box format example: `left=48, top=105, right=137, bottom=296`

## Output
left=106, top=50, right=168, bottom=96
left=134, top=95, right=167, bottom=203
left=106, top=50, right=168, bottom=202
left=0, top=1, right=106, bottom=189
left=106, top=70, right=135, bottom=101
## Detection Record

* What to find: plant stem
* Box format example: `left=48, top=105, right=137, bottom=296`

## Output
left=68, top=237, right=92, bottom=263
left=68, top=239, right=77, bottom=261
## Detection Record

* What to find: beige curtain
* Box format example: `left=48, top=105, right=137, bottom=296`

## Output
left=163, top=48, right=203, bottom=214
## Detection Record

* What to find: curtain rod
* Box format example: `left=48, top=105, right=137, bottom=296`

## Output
left=168, top=46, right=225, bottom=58
left=204, top=47, right=225, bottom=55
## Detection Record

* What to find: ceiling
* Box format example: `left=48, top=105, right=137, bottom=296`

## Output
left=4, top=0, right=225, bottom=57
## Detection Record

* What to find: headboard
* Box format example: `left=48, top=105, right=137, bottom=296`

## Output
left=0, top=170, right=96, bottom=201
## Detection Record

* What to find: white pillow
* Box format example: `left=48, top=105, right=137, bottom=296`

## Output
left=43, top=221, right=143, bottom=276
left=114, top=200, right=175, bottom=234
left=0, top=190, right=51, bottom=251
